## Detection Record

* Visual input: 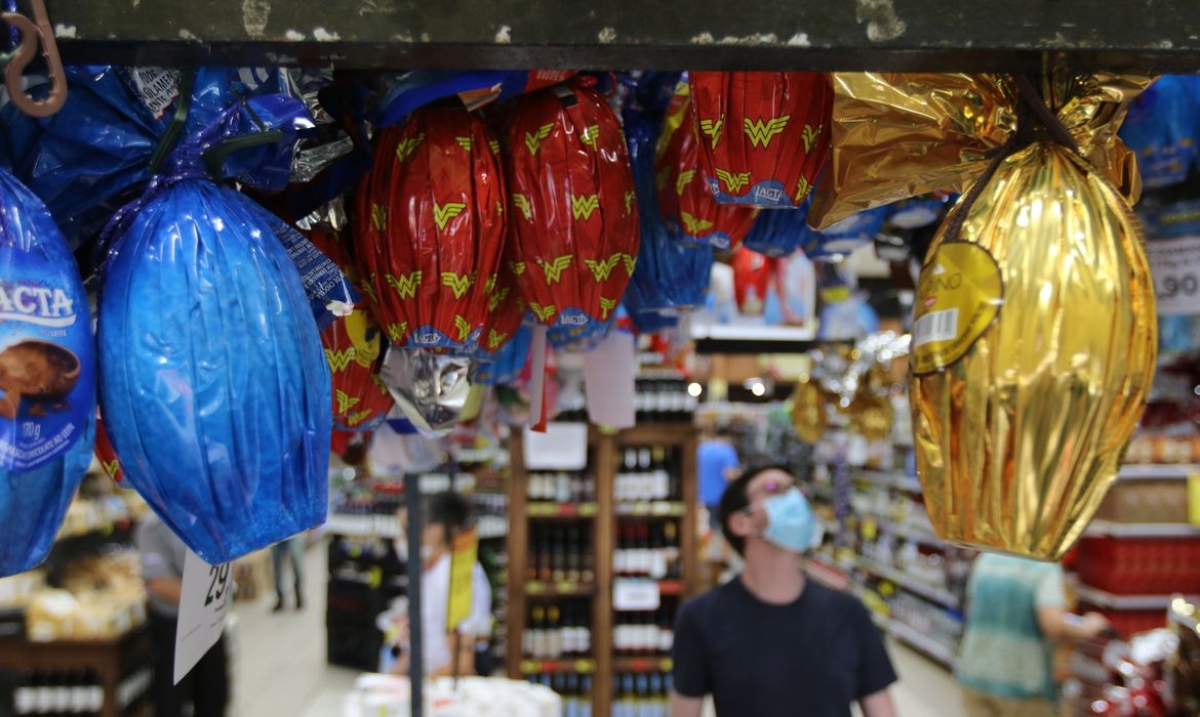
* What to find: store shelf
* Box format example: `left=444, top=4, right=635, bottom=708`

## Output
left=875, top=519, right=945, bottom=549
left=1118, top=464, right=1197, bottom=481
left=527, top=502, right=599, bottom=518
left=615, top=502, right=687, bottom=517
left=1074, top=584, right=1181, bottom=611
left=885, top=619, right=958, bottom=669
left=857, top=558, right=959, bottom=610
left=806, top=558, right=850, bottom=591
left=325, top=513, right=506, bottom=540
left=524, top=581, right=598, bottom=597
left=611, top=424, right=697, bottom=446
left=518, top=658, right=598, bottom=675
left=1084, top=520, right=1200, bottom=538
left=855, top=470, right=923, bottom=494
left=613, top=656, right=674, bottom=673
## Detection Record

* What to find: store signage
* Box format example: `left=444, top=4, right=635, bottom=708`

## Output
left=523, top=422, right=588, bottom=470
left=446, top=527, right=479, bottom=630
left=613, top=578, right=661, bottom=612
left=583, top=330, right=636, bottom=429
left=1146, top=236, right=1200, bottom=316
left=174, top=548, right=232, bottom=684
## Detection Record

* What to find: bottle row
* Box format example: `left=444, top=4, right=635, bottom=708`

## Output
left=526, top=673, right=594, bottom=717
left=528, top=471, right=597, bottom=504
left=613, top=521, right=681, bottom=579
left=524, top=601, right=594, bottom=660
left=615, top=448, right=681, bottom=504
left=13, top=669, right=107, bottom=715
left=612, top=672, right=675, bottom=717
left=614, top=607, right=675, bottom=655
left=634, top=378, right=698, bottom=423
left=527, top=526, right=596, bottom=584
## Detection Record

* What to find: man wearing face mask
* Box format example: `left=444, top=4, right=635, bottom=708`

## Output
left=669, top=465, right=898, bottom=717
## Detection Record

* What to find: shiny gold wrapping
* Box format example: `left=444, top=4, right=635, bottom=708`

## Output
left=845, top=393, right=894, bottom=442
left=790, top=381, right=827, bottom=444
left=809, top=73, right=1152, bottom=230
left=910, top=144, right=1157, bottom=559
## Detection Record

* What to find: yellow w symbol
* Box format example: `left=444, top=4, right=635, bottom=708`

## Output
left=454, top=315, right=472, bottom=341
left=794, top=175, right=812, bottom=203
left=715, top=168, right=751, bottom=194
left=621, top=253, right=637, bottom=276
left=538, top=255, right=573, bottom=284
left=359, top=276, right=379, bottom=304
left=530, top=302, right=557, bottom=322
left=487, top=329, right=508, bottom=350
left=598, top=296, right=617, bottom=319
left=675, top=170, right=696, bottom=196
left=681, top=212, right=714, bottom=235
left=508, top=261, right=526, bottom=277
left=387, top=322, right=409, bottom=343
left=371, top=204, right=387, bottom=232
left=699, top=117, right=724, bottom=149
left=743, top=115, right=791, bottom=149
left=581, top=124, right=600, bottom=150
left=484, top=274, right=499, bottom=295
left=103, top=459, right=121, bottom=480
left=325, top=348, right=356, bottom=373
left=512, top=193, right=533, bottom=221
left=584, top=254, right=622, bottom=283
left=625, top=190, right=636, bottom=216
left=455, top=136, right=473, bottom=151
left=347, top=409, right=373, bottom=427
left=433, top=202, right=467, bottom=231
left=524, top=123, right=554, bottom=155
left=395, top=132, right=426, bottom=162
left=335, top=390, right=361, bottom=415
left=385, top=271, right=423, bottom=300
left=488, top=139, right=501, bottom=155
left=571, top=194, right=600, bottom=221
left=441, top=272, right=474, bottom=299
left=802, top=123, right=823, bottom=153
left=488, top=286, right=511, bottom=312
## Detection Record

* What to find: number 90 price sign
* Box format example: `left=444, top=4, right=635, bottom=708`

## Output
left=175, top=548, right=233, bottom=684
left=1148, top=236, right=1200, bottom=316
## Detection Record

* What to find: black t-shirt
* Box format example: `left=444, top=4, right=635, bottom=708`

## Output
left=672, top=577, right=897, bottom=716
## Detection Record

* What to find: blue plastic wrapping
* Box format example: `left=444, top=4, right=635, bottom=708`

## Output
left=97, top=97, right=332, bottom=563
left=1119, top=75, right=1200, bottom=190
left=0, top=168, right=97, bottom=576
left=742, top=201, right=811, bottom=258
left=622, top=100, right=715, bottom=317
left=0, top=66, right=305, bottom=250
left=800, top=206, right=888, bottom=261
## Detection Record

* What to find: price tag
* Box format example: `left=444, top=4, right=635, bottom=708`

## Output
left=526, top=581, right=546, bottom=595
left=1188, top=472, right=1200, bottom=527
left=1147, top=236, right=1200, bottom=316
left=613, top=578, right=661, bottom=612
left=174, top=548, right=232, bottom=684
left=524, top=422, right=589, bottom=470
left=583, top=331, right=636, bottom=429
left=578, top=503, right=598, bottom=517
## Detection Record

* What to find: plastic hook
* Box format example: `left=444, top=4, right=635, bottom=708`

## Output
left=1, top=0, right=66, bottom=118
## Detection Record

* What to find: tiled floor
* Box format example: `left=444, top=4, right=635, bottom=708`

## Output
left=229, top=544, right=964, bottom=717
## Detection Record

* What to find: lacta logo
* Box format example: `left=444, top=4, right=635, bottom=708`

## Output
left=560, top=314, right=588, bottom=326
left=0, top=283, right=76, bottom=328
left=754, top=186, right=784, bottom=203
left=412, top=332, right=442, bottom=345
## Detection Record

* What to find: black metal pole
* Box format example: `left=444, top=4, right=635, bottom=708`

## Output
left=405, top=472, right=423, bottom=717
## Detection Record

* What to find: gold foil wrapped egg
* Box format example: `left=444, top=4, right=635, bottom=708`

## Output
left=910, top=142, right=1157, bottom=560
left=790, top=380, right=827, bottom=444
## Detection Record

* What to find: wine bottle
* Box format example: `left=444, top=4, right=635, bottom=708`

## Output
left=552, top=528, right=566, bottom=583
left=546, top=605, right=562, bottom=659
left=530, top=606, right=546, bottom=659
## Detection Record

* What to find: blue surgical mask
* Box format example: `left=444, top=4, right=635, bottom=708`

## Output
left=761, top=488, right=818, bottom=553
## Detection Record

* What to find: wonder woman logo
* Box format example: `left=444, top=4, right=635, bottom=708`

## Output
left=538, top=255, right=574, bottom=284
left=512, top=194, right=534, bottom=221
left=743, top=116, right=790, bottom=149
left=681, top=212, right=713, bottom=235
left=441, top=272, right=475, bottom=299
left=335, top=389, right=361, bottom=415
left=802, top=123, right=822, bottom=153
left=714, top=168, right=752, bottom=194
left=385, top=271, right=423, bottom=300
left=585, top=254, right=622, bottom=283
left=325, top=348, right=355, bottom=373
left=395, top=133, right=426, bottom=162
left=675, top=170, right=696, bottom=196
left=524, top=123, right=554, bottom=155
left=699, top=117, right=724, bottom=149
left=433, top=202, right=466, bottom=231
left=530, top=302, right=557, bottom=322
left=571, top=194, right=600, bottom=221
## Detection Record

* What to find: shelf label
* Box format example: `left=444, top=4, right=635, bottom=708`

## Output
left=526, top=581, right=546, bottom=595
left=1147, top=235, right=1200, bottom=316
left=583, top=330, right=636, bottom=429
left=1188, top=472, right=1200, bottom=527
left=575, top=660, right=597, bottom=673
left=175, top=548, right=231, bottom=685
left=524, top=422, right=589, bottom=470
left=614, top=578, right=661, bottom=612
left=577, top=503, right=598, bottom=517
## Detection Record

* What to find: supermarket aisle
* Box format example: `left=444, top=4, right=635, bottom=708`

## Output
left=231, top=542, right=964, bottom=717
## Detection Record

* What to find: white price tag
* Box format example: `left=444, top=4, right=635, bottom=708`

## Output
left=1147, top=236, right=1200, bottom=316
left=583, top=331, right=636, bottom=429
left=523, top=422, right=589, bottom=470
left=174, top=548, right=232, bottom=684
left=613, top=578, right=661, bottom=612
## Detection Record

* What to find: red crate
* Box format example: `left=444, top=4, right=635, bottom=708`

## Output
left=1075, top=536, right=1200, bottom=595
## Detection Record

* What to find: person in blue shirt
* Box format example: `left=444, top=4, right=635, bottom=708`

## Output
left=697, top=425, right=740, bottom=531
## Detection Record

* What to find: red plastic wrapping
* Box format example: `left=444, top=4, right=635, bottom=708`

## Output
left=503, top=81, right=640, bottom=346
left=95, top=416, right=124, bottom=486
left=687, top=71, right=833, bottom=208
left=732, top=247, right=777, bottom=316
left=655, top=82, right=758, bottom=250
left=355, top=105, right=507, bottom=353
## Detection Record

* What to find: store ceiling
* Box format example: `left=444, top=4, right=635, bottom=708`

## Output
left=45, top=0, right=1200, bottom=72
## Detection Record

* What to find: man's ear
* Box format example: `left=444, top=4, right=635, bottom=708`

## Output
left=728, top=511, right=755, bottom=539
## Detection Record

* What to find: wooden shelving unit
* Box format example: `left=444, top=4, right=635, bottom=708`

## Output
left=506, top=422, right=698, bottom=717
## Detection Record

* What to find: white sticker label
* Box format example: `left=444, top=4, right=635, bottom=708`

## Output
left=128, top=67, right=181, bottom=120
left=613, top=578, right=661, bottom=612
left=912, top=308, right=959, bottom=347
left=174, top=548, right=231, bottom=685
left=1146, top=235, right=1200, bottom=316
left=523, top=422, right=589, bottom=471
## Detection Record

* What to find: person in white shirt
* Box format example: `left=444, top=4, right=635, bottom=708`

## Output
left=388, top=491, right=493, bottom=678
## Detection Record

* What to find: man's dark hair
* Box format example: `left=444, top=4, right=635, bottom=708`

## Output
left=426, top=490, right=471, bottom=542
left=718, top=463, right=793, bottom=556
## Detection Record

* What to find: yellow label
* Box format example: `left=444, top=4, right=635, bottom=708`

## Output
left=861, top=517, right=878, bottom=542
left=911, top=242, right=1003, bottom=375
left=1188, top=472, right=1200, bottom=527
left=447, top=527, right=478, bottom=630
